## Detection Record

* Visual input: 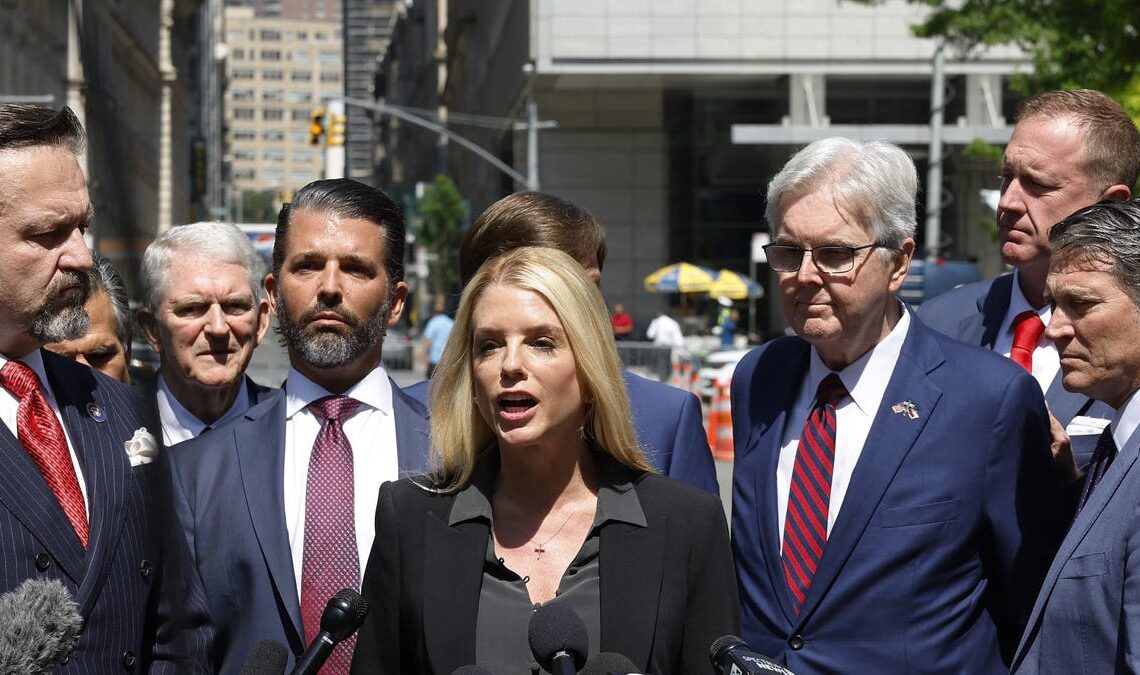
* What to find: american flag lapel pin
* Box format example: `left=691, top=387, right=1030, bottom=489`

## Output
left=891, top=400, right=919, bottom=420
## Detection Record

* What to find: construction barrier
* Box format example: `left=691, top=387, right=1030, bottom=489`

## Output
left=707, top=379, right=734, bottom=461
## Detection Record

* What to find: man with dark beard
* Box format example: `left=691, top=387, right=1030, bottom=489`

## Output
left=166, top=178, right=430, bottom=674
left=0, top=104, right=212, bottom=672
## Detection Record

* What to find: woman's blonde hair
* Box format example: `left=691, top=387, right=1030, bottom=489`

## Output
left=428, top=246, right=651, bottom=491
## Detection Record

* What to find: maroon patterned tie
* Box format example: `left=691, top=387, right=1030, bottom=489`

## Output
left=0, top=360, right=88, bottom=547
left=301, top=395, right=361, bottom=673
left=782, top=373, right=847, bottom=613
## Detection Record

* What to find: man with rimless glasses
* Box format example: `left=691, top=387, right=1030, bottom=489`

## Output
left=730, top=137, right=1065, bottom=673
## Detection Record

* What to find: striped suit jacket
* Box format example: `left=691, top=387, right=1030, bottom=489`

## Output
left=0, top=351, right=211, bottom=674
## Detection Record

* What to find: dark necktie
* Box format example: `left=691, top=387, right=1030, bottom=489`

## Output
left=783, top=373, right=847, bottom=612
left=1010, top=311, right=1045, bottom=372
left=301, top=395, right=362, bottom=674
left=1076, top=426, right=1118, bottom=515
left=0, top=360, right=88, bottom=547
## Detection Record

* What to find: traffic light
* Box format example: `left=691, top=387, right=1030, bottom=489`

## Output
left=328, top=112, right=347, bottom=147
left=308, top=106, right=326, bottom=146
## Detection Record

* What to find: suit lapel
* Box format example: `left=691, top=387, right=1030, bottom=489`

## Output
left=45, top=357, right=131, bottom=617
left=1013, top=427, right=1140, bottom=665
left=964, top=274, right=1012, bottom=349
left=423, top=510, right=486, bottom=674
left=600, top=515, right=666, bottom=665
left=1044, top=374, right=1092, bottom=426
left=795, top=320, right=945, bottom=621
left=234, top=393, right=303, bottom=644
left=391, top=381, right=431, bottom=475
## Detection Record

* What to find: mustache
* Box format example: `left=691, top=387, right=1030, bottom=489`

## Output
left=299, top=300, right=360, bottom=328
left=45, top=270, right=90, bottom=305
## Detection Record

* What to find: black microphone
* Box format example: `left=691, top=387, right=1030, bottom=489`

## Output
left=710, top=635, right=798, bottom=675
left=450, top=667, right=495, bottom=674
left=290, top=588, right=369, bottom=675
left=527, top=603, right=589, bottom=675
left=240, top=639, right=290, bottom=675
left=0, top=578, right=83, bottom=675
left=579, top=651, right=642, bottom=674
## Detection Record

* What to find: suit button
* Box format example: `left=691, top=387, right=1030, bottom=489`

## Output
left=35, top=552, right=51, bottom=571
left=139, top=560, right=152, bottom=578
left=788, top=634, right=805, bottom=650
left=122, top=650, right=136, bottom=670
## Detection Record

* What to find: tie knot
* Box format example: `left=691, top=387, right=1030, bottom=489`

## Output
left=309, top=395, right=361, bottom=423
left=1012, top=310, right=1046, bottom=349
left=816, top=373, right=847, bottom=406
left=0, top=360, right=40, bottom=399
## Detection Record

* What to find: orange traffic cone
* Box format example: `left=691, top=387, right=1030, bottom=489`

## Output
left=710, top=380, right=734, bottom=461
left=668, top=361, right=685, bottom=388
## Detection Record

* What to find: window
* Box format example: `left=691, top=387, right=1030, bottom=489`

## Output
left=292, top=51, right=309, bottom=64
left=291, top=149, right=313, bottom=163
left=290, top=170, right=314, bottom=183
left=262, top=90, right=284, bottom=102
left=262, top=129, right=285, bottom=142
left=288, top=90, right=313, bottom=104
left=231, top=69, right=255, bottom=80
left=291, top=70, right=311, bottom=82
left=319, top=51, right=339, bottom=64
left=234, top=149, right=257, bottom=161
left=292, top=108, right=312, bottom=121
left=261, top=50, right=282, bottom=61
left=233, top=128, right=256, bottom=141
left=320, top=71, right=340, bottom=82
left=231, top=48, right=245, bottom=60
left=290, top=129, right=309, bottom=143
left=263, top=108, right=284, bottom=121
left=233, top=108, right=255, bottom=120
left=262, top=70, right=284, bottom=80
left=234, top=168, right=255, bottom=181
left=260, top=30, right=281, bottom=41
left=263, top=149, right=285, bottom=162
left=262, top=169, right=285, bottom=184
left=231, top=88, right=255, bottom=101
left=314, top=31, right=328, bottom=42
left=297, top=31, right=308, bottom=40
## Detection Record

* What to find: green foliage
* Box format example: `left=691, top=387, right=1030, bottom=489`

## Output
left=417, top=174, right=466, bottom=296
left=962, top=138, right=1003, bottom=242
left=856, top=0, right=1140, bottom=99
left=240, top=189, right=278, bottom=224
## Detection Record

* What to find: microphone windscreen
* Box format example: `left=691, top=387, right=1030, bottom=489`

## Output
left=579, top=651, right=640, bottom=675
left=450, top=667, right=495, bottom=675
left=320, top=588, right=369, bottom=641
left=0, top=578, right=82, bottom=675
left=709, top=634, right=749, bottom=668
left=527, top=603, right=589, bottom=670
left=240, top=639, right=290, bottom=675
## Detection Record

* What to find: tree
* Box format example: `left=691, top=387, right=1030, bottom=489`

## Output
left=417, top=174, right=466, bottom=298
left=866, top=0, right=1140, bottom=109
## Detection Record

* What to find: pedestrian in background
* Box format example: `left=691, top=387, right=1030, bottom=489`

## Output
left=422, top=295, right=454, bottom=379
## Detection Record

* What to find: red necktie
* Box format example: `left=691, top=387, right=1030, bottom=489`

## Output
left=0, top=360, right=88, bottom=547
left=783, top=373, right=846, bottom=613
left=1010, top=311, right=1045, bottom=372
left=301, top=395, right=361, bottom=674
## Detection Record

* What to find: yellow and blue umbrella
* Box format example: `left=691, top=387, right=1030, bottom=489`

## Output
left=708, top=269, right=763, bottom=300
left=643, top=262, right=717, bottom=293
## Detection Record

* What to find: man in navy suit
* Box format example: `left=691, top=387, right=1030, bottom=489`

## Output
left=731, top=138, right=1063, bottom=673
left=0, top=104, right=210, bottom=672
left=919, top=89, right=1140, bottom=469
left=168, top=179, right=431, bottom=673
left=1012, top=200, right=1140, bottom=673
left=405, top=191, right=718, bottom=494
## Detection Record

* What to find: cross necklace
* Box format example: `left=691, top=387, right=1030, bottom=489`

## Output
left=530, top=509, right=576, bottom=557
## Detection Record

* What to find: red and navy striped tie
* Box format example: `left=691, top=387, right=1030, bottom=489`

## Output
left=782, top=373, right=847, bottom=613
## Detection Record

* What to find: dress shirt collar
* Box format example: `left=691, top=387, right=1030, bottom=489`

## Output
left=807, top=302, right=911, bottom=417
left=156, top=373, right=256, bottom=439
left=283, top=363, right=393, bottom=419
left=1005, top=269, right=1052, bottom=330
left=0, top=350, right=50, bottom=392
left=448, top=448, right=647, bottom=529
left=1111, top=388, right=1140, bottom=452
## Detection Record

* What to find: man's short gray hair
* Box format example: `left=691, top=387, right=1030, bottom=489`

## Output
left=141, top=221, right=266, bottom=310
left=766, top=137, right=917, bottom=249
left=1050, top=199, right=1140, bottom=306
left=90, top=253, right=132, bottom=350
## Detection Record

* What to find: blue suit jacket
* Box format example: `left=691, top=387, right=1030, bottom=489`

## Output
left=918, top=275, right=1114, bottom=467
left=403, top=371, right=719, bottom=494
left=167, top=379, right=431, bottom=674
left=730, top=315, right=1064, bottom=673
left=1012, top=425, right=1140, bottom=673
left=0, top=351, right=210, bottom=674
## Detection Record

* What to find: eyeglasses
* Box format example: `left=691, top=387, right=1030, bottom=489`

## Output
left=762, top=243, right=884, bottom=274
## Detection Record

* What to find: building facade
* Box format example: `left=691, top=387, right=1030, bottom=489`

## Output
left=223, top=4, right=342, bottom=196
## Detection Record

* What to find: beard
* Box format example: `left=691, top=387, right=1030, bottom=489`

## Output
left=275, top=293, right=390, bottom=370
left=31, top=270, right=91, bottom=343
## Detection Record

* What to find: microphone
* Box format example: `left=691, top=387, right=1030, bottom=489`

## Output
left=710, top=635, right=798, bottom=675
left=450, top=667, right=495, bottom=674
left=290, top=588, right=369, bottom=675
left=240, top=639, right=290, bottom=675
left=0, top=578, right=83, bottom=675
left=579, top=651, right=643, bottom=675
left=527, top=603, right=589, bottom=675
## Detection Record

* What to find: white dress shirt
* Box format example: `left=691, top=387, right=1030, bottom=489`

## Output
left=282, top=364, right=400, bottom=596
left=0, top=351, right=90, bottom=514
left=1110, top=388, right=1140, bottom=454
left=993, top=269, right=1060, bottom=394
left=156, top=373, right=258, bottom=446
left=777, top=308, right=911, bottom=545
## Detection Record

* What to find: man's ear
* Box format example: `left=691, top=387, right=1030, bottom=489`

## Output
left=253, top=298, right=272, bottom=345
left=264, top=273, right=279, bottom=316
left=387, top=281, right=409, bottom=327
left=1102, top=183, right=1132, bottom=201
left=136, top=307, right=163, bottom=354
